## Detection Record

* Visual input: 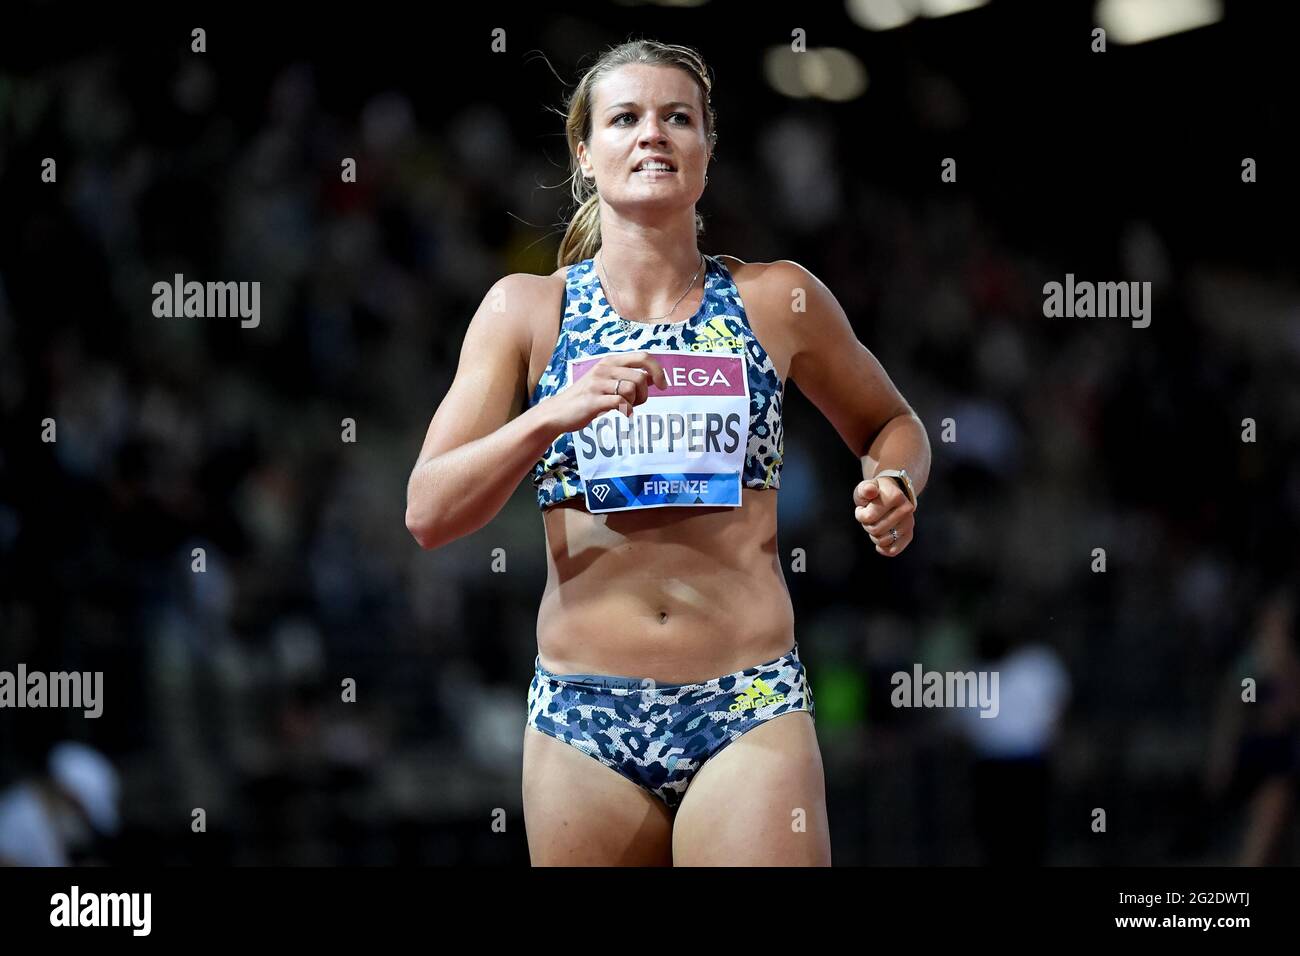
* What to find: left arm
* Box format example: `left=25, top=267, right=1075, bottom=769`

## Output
left=774, top=260, right=931, bottom=556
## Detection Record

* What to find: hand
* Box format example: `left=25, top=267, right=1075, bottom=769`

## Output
left=544, top=351, right=669, bottom=433
left=854, top=477, right=915, bottom=557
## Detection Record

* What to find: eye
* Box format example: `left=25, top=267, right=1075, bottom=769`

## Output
left=612, top=112, right=692, bottom=126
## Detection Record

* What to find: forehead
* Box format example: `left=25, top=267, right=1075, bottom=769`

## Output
left=593, top=63, right=700, bottom=109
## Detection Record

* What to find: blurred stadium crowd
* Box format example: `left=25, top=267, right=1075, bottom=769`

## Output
left=1, top=12, right=1297, bottom=864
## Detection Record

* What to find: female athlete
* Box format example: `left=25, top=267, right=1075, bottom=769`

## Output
left=405, top=40, right=931, bottom=865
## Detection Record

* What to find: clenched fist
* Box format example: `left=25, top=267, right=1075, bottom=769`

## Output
left=854, top=477, right=915, bottom=557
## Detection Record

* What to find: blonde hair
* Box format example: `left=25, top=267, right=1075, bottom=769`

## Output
left=556, top=40, right=717, bottom=269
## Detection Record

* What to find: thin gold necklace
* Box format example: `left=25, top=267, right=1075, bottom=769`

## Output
left=597, top=251, right=705, bottom=329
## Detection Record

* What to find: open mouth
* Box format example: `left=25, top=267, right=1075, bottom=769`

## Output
left=633, top=160, right=677, bottom=174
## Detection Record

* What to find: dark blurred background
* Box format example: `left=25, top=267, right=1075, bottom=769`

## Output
left=1, top=0, right=1297, bottom=865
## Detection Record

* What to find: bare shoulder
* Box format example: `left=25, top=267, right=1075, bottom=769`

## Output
left=479, top=267, right=567, bottom=350
left=716, top=255, right=823, bottom=380
left=529, top=265, right=569, bottom=336
left=488, top=268, right=567, bottom=318
left=501, top=266, right=570, bottom=397
left=717, top=255, right=822, bottom=295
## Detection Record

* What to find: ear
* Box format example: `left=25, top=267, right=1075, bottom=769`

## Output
left=577, top=142, right=594, bottom=179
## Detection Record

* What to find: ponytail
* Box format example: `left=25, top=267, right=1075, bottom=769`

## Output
left=556, top=194, right=707, bottom=270
left=557, top=194, right=602, bottom=268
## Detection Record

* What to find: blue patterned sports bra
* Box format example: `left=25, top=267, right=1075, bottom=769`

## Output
left=529, top=254, right=784, bottom=510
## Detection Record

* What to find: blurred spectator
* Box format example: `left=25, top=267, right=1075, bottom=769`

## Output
left=1204, top=588, right=1299, bottom=866
left=953, top=627, right=1071, bottom=866
left=0, top=742, right=121, bottom=866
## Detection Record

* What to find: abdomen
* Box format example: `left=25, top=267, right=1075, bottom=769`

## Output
left=536, top=489, right=795, bottom=682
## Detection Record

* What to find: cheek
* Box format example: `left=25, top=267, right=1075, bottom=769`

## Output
left=598, top=139, right=626, bottom=171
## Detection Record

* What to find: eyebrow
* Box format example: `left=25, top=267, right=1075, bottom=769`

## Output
left=604, top=101, right=697, bottom=113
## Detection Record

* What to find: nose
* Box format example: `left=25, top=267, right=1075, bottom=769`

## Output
left=638, top=116, right=669, bottom=147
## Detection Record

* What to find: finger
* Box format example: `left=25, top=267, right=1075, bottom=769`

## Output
left=612, top=377, right=635, bottom=416
left=866, top=504, right=915, bottom=537
left=639, top=354, right=669, bottom=390
left=875, top=528, right=913, bottom=556
left=621, top=354, right=668, bottom=391
left=650, top=357, right=668, bottom=390
left=855, top=504, right=889, bottom=527
left=868, top=529, right=894, bottom=548
left=873, top=520, right=915, bottom=548
left=609, top=366, right=649, bottom=403
left=853, top=479, right=879, bottom=507
left=628, top=370, right=650, bottom=410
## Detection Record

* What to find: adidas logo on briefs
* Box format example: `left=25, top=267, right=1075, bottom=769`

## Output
left=729, top=676, right=786, bottom=712
left=591, top=483, right=610, bottom=502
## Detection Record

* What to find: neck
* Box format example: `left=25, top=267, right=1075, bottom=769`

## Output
left=595, top=205, right=702, bottom=317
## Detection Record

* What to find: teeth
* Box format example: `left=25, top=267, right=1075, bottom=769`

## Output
left=638, top=161, right=672, bottom=171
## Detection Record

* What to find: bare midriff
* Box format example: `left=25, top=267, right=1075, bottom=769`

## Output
left=536, top=487, right=795, bottom=683
left=528, top=256, right=796, bottom=684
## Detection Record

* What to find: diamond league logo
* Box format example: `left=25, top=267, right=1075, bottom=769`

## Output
left=590, top=483, right=610, bottom=503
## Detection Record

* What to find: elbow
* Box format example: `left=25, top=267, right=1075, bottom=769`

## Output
left=906, top=406, right=930, bottom=446
left=403, top=509, right=449, bottom=554
left=892, top=404, right=928, bottom=446
left=405, top=507, right=437, bottom=550
left=895, top=403, right=922, bottom=428
left=405, top=458, right=445, bottom=550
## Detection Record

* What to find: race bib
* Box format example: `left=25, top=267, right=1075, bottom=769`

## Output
left=568, top=349, right=749, bottom=513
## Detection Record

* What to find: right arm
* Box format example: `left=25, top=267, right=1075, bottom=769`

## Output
left=404, top=273, right=667, bottom=550
left=404, top=273, right=553, bottom=551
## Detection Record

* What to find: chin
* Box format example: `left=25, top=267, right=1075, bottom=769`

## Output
left=621, top=200, right=694, bottom=221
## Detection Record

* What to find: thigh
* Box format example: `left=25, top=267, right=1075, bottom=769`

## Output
left=671, top=712, right=831, bottom=866
left=522, top=726, right=675, bottom=866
